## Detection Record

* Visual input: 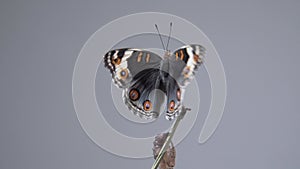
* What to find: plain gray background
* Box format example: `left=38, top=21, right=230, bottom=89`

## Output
left=1, top=0, right=299, bottom=169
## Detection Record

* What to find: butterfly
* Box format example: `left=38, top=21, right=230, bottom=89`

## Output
left=103, top=24, right=205, bottom=120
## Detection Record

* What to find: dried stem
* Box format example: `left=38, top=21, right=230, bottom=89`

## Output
left=151, top=107, right=190, bottom=169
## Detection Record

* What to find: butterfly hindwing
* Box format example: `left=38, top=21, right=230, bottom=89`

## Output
left=124, top=68, right=167, bottom=119
left=123, top=68, right=183, bottom=120
left=164, top=71, right=183, bottom=120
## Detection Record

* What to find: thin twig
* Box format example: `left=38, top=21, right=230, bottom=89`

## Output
left=151, top=107, right=190, bottom=169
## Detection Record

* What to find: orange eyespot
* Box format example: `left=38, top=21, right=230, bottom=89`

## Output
left=129, top=89, right=139, bottom=101
left=143, top=100, right=152, bottom=111
left=169, top=100, right=175, bottom=112
left=193, top=54, right=199, bottom=62
left=176, top=89, right=181, bottom=101
left=112, top=58, right=121, bottom=65
left=119, top=69, right=128, bottom=80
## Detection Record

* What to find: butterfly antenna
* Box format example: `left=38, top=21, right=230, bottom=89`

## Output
left=166, top=22, right=172, bottom=51
left=155, top=24, right=166, bottom=51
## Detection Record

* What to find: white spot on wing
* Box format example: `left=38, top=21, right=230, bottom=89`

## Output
left=113, top=50, right=119, bottom=59
left=186, top=47, right=196, bottom=77
left=195, top=45, right=200, bottom=55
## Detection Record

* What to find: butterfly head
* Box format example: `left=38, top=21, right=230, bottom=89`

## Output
left=164, top=50, right=172, bottom=58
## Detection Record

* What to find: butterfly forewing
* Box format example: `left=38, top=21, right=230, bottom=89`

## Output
left=169, top=44, right=206, bottom=88
left=104, top=48, right=162, bottom=88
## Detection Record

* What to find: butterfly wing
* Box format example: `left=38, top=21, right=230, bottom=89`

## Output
left=168, top=44, right=206, bottom=87
left=163, top=70, right=183, bottom=120
left=124, top=68, right=170, bottom=119
left=104, top=48, right=162, bottom=88
left=161, top=44, right=206, bottom=120
left=104, top=49, right=167, bottom=119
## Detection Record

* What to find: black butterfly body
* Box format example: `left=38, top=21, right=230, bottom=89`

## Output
left=104, top=45, right=205, bottom=120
